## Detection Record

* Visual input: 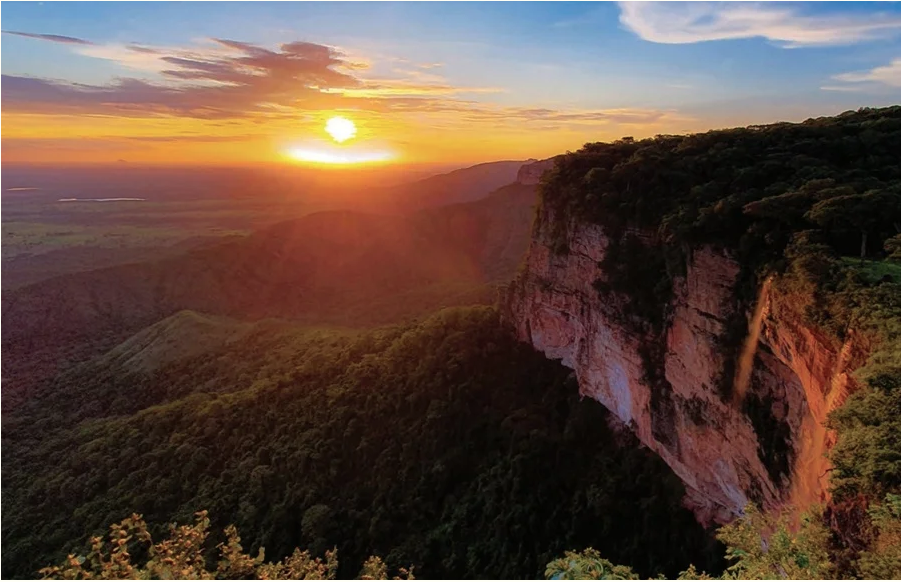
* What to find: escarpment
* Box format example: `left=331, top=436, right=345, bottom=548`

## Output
left=499, top=103, right=901, bottom=525
left=505, top=206, right=868, bottom=524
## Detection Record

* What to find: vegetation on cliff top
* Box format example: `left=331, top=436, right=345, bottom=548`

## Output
left=537, top=105, right=900, bottom=343
left=539, top=106, right=900, bottom=260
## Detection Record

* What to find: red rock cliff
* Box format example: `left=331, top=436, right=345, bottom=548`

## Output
left=505, top=207, right=867, bottom=524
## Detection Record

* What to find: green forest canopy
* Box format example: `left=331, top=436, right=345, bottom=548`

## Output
left=2, top=307, right=719, bottom=580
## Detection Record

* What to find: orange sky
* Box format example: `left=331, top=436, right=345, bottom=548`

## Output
left=0, top=29, right=705, bottom=166
left=1, top=101, right=702, bottom=167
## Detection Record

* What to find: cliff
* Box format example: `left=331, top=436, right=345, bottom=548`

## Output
left=505, top=206, right=869, bottom=524
left=516, top=157, right=557, bottom=186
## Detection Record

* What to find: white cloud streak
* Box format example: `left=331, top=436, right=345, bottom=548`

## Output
left=619, top=2, right=901, bottom=48
left=832, top=57, right=901, bottom=88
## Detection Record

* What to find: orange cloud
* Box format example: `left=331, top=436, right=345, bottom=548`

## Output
left=2, top=33, right=699, bottom=164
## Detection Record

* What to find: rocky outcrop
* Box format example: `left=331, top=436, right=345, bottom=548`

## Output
left=516, top=158, right=557, bottom=186
left=505, top=208, right=868, bottom=524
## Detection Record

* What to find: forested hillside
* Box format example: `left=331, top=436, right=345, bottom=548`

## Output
left=1, top=182, right=536, bottom=407
left=2, top=307, right=720, bottom=579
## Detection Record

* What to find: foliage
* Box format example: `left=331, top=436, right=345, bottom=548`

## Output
left=714, top=505, right=832, bottom=580
left=592, top=233, right=678, bottom=337
left=806, top=189, right=901, bottom=259
left=540, top=107, right=901, bottom=261
left=857, top=495, right=901, bottom=579
left=886, top=234, right=901, bottom=262
left=545, top=494, right=901, bottom=580
left=838, top=257, right=901, bottom=285
left=3, top=307, right=719, bottom=580
left=545, top=548, right=639, bottom=580
left=829, top=363, right=901, bottom=500
left=547, top=505, right=835, bottom=580
left=39, top=510, right=413, bottom=580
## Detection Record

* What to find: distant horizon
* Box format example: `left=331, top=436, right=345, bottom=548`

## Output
left=3, top=102, right=896, bottom=171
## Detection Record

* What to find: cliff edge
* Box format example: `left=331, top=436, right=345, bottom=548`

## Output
left=502, top=108, right=900, bottom=523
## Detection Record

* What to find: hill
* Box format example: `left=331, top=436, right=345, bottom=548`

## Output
left=0, top=161, right=528, bottom=291
left=93, top=310, right=261, bottom=373
left=374, top=160, right=527, bottom=212
left=1, top=180, right=537, bottom=404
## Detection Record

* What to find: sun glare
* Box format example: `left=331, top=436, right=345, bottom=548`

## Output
left=286, top=116, right=393, bottom=164
left=325, top=116, right=357, bottom=143
left=288, top=147, right=393, bottom=165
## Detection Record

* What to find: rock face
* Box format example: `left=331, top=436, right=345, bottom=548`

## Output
left=516, top=158, right=557, bottom=186
left=505, top=208, right=868, bottom=524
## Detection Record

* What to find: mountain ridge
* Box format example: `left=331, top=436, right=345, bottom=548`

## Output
left=2, top=178, right=538, bottom=406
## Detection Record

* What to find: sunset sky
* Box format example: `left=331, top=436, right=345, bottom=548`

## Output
left=3, top=1, right=901, bottom=166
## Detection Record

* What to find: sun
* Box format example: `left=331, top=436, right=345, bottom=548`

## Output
left=325, top=116, right=357, bottom=143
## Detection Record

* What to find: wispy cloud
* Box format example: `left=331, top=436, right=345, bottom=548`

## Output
left=2, top=30, right=94, bottom=45
left=819, top=84, right=866, bottom=93
left=619, top=2, right=901, bottom=48
left=377, top=100, right=695, bottom=130
left=832, top=57, right=901, bottom=88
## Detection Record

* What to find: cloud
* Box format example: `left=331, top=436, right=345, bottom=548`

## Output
left=1, top=36, right=505, bottom=120
left=372, top=98, right=694, bottom=130
left=618, top=2, right=901, bottom=48
left=1, top=38, right=366, bottom=119
left=337, top=80, right=503, bottom=98
left=2, top=32, right=693, bottom=139
left=819, top=84, right=866, bottom=93
left=2, top=30, right=94, bottom=45
left=122, top=134, right=263, bottom=142
left=832, top=57, right=901, bottom=88
left=126, top=45, right=160, bottom=54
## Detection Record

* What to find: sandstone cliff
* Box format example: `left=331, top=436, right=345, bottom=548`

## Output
left=505, top=206, right=868, bottom=524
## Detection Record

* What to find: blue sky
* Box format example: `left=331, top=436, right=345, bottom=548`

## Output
left=2, top=2, right=900, bottom=164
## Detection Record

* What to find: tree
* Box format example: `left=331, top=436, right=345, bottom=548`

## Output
left=885, top=234, right=901, bottom=261
left=829, top=366, right=901, bottom=499
left=857, top=495, right=901, bottom=579
left=39, top=511, right=414, bottom=581
left=544, top=505, right=834, bottom=580
left=742, top=181, right=848, bottom=225
left=714, top=505, right=831, bottom=580
left=545, top=548, right=639, bottom=580
left=806, top=190, right=901, bottom=261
